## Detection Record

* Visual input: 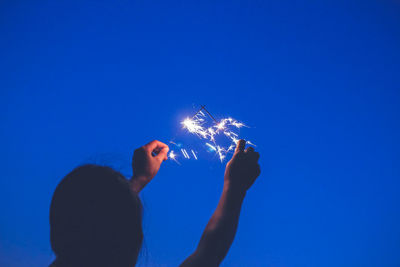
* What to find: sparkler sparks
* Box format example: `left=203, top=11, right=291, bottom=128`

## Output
left=191, top=149, right=198, bottom=160
left=217, top=146, right=225, bottom=162
left=178, top=105, right=255, bottom=162
left=168, top=150, right=180, bottom=164
left=181, top=148, right=190, bottom=159
left=206, top=143, right=217, bottom=151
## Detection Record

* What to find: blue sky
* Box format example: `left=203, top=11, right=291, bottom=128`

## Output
left=1, top=1, right=400, bottom=266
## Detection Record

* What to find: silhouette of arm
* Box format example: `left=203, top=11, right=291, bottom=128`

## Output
left=130, top=140, right=169, bottom=193
left=180, top=184, right=246, bottom=267
left=180, top=140, right=261, bottom=267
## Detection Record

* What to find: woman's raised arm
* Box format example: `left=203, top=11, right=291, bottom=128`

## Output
left=180, top=139, right=261, bottom=267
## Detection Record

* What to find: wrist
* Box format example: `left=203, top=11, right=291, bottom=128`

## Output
left=132, top=173, right=147, bottom=180
left=131, top=174, right=149, bottom=193
left=223, top=181, right=247, bottom=199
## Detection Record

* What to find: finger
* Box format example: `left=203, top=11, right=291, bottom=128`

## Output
left=234, top=139, right=246, bottom=154
left=248, top=151, right=260, bottom=161
left=245, top=147, right=255, bottom=153
left=245, top=147, right=260, bottom=162
left=155, top=146, right=169, bottom=162
left=144, top=140, right=169, bottom=154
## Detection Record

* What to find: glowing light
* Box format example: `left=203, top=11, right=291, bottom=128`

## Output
left=246, top=140, right=256, bottom=146
left=169, top=150, right=176, bottom=159
left=174, top=106, right=255, bottom=163
left=216, top=120, right=226, bottom=131
left=181, top=148, right=190, bottom=159
left=169, top=150, right=180, bottom=164
left=227, top=144, right=235, bottom=153
left=206, top=143, right=217, bottom=151
left=191, top=150, right=198, bottom=160
left=181, top=117, right=209, bottom=139
left=217, top=146, right=225, bottom=162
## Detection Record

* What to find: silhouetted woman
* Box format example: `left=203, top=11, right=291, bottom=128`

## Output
left=50, top=139, right=260, bottom=266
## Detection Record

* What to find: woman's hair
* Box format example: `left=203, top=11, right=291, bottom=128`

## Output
left=49, top=164, right=143, bottom=266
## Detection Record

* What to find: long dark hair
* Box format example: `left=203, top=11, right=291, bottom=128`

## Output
left=50, top=164, right=143, bottom=266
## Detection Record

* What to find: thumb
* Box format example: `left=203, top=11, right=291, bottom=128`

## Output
left=155, top=146, right=169, bottom=161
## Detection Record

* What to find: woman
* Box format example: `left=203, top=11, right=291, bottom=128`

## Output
left=49, top=139, right=260, bottom=266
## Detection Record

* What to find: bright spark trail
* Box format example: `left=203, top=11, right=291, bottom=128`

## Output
left=168, top=150, right=180, bottom=165
left=173, top=105, right=255, bottom=162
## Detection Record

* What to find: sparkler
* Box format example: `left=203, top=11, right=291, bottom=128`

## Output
left=168, top=150, right=180, bottom=165
left=178, top=105, right=255, bottom=162
left=181, top=148, right=190, bottom=159
left=191, top=150, right=198, bottom=160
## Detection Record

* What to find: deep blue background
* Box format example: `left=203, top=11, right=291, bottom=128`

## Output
left=1, top=1, right=400, bottom=266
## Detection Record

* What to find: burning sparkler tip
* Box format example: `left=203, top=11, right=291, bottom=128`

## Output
left=178, top=106, right=255, bottom=163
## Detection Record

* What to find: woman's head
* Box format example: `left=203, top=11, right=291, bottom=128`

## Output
left=50, top=164, right=143, bottom=266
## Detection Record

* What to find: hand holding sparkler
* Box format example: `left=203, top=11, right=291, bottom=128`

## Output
left=131, top=140, right=169, bottom=193
left=224, top=139, right=261, bottom=194
left=180, top=140, right=261, bottom=267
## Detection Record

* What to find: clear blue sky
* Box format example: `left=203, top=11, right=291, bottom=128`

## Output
left=1, top=1, right=400, bottom=266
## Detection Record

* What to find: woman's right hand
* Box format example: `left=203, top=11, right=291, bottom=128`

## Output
left=224, top=139, right=261, bottom=195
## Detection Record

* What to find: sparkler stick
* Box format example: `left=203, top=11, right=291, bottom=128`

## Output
left=192, top=105, right=206, bottom=118
left=197, top=105, right=218, bottom=123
